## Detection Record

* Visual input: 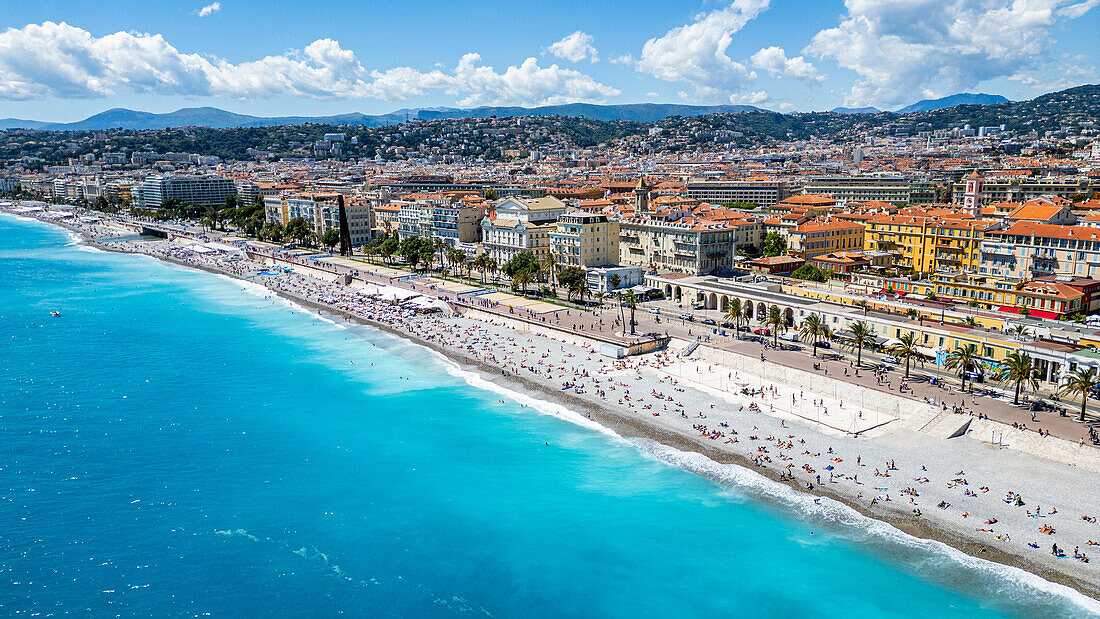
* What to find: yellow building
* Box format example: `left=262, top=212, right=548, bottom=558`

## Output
left=864, top=213, right=990, bottom=275
left=787, top=219, right=864, bottom=259
left=549, top=211, right=620, bottom=268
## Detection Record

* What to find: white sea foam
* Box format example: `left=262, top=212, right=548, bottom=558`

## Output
left=435, top=353, right=619, bottom=438
left=629, top=438, right=1100, bottom=614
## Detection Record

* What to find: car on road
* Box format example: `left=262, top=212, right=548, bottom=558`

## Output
left=817, top=340, right=831, bottom=348
left=881, top=355, right=899, bottom=364
left=679, top=313, right=694, bottom=321
left=647, top=307, right=661, bottom=315
left=753, top=328, right=771, bottom=335
left=701, top=318, right=717, bottom=326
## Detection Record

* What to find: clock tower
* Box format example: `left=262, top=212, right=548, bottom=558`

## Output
left=963, top=171, right=983, bottom=218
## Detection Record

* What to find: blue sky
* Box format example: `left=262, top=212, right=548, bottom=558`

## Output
left=1, top=0, right=1098, bottom=121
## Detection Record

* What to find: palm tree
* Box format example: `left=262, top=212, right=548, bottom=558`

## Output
left=623, top=290, right=638, bottom=335
left=1008, top=324, right=1028, bottom=339
left=887, top=332, right=922, bottom=378
left=576, top=280, right=591, bottom=305
left=512, top=269, right=533, bottom=295
left=541, top=253, right=558, bottom=290
left=1059, top=367, right=1100, bottom=422
left=608, top=274, right=624, bottom=332
left=433, top=238, right=448, bottom=270
left=486, top=257, right=498, bottom=283
left=945, top=344, right=980, bottom=392
left=848, top=321, right=873, bottom=367
left=995, top=352, right=1039, bottom=406
left=725, top=298, right=743, bottom=338
left=799, top=313, right=827, bottom=356
left=766, top=306, right=787, bottom=347
left=473, top=254, right=490, bottom=283
left=856, top=299, right=869, bottom=315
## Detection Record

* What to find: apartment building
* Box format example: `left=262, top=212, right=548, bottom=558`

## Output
left=431, top=203, right=488, bottom=249
left=982, top=221, right=1100, bottom=280
left=549, top=212, right=620, bottom=268
left=139, top=174, right=237, bottom=209
left=787, top=219, right=865, bottom=259
left=802, top=176, right=911, bottom=205
left=864, top=212, right=991, bottom=275
left=480, top=196, right=567, bottom=265
left=684, top=180, right=792, bottom=206
left=619, top=216, right=761, bottom=275
left=398, top=201, right=435, bottom=240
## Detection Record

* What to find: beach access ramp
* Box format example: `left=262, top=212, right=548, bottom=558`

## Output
left=679, top=338, right=701, bottom=358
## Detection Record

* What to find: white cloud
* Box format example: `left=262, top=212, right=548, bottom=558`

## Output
left=1057, top=0, right=1099, bottom=18
left=443, top=53, right=619, bottom=106
left=750, top=46, right=824, bottom=83
left=808, top=0, right=1099, bottom=107
left=547, top=31, right=598, bottom=63
left=0, top=22, right=620, bottom=106
left=646, top=91, right=659, bottom=98
left=729, top=90, right=769, bottom=105
left=636, top=0, right=770, bottom=101
left=197, top=2, right=220, bottom=17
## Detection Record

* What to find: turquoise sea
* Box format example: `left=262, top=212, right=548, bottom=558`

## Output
left=2, top=213, right=1098, bottom=617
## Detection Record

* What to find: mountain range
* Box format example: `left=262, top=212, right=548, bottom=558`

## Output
left=0, top=93, right=1016, bottom=131
left=895, top=93, right=1009, bottom=114
left=830, top=106, right=882, bottom=114
left=0, top=103, right=764, bottom=132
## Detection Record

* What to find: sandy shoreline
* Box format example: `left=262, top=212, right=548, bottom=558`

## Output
left=10, top=210, right=1100, bottom=606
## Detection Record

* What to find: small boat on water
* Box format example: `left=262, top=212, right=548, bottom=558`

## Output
left=50, top=311, right=61, bottom=317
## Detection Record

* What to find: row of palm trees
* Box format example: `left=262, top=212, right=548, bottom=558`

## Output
left=724, top=306, right=1099, bottom=421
